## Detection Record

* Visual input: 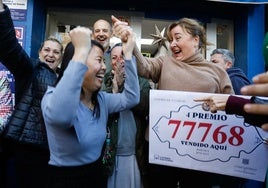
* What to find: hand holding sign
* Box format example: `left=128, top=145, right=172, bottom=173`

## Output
left=149, top=90, right=268, bottom=182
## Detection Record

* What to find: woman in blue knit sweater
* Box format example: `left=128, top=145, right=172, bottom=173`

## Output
left=41, top=26, right=139, bottom=187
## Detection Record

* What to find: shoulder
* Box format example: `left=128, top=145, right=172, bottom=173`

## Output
left=227, top=67, right=245, bottom=75
left=201, top=61, right=226, bottom=72
left=227, top=67, right=250, bottom=80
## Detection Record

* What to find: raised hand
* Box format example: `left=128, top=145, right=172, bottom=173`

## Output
left=111, top=15, right=129, bottom=42
left=111, top=15, right=136, bottom=60
left=69, top=26, right=92, bottom=64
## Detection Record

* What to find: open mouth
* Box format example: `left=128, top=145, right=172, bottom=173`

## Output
left=96, top=73, right=104, bottom=80
left=173, top=49, right=181, bottom=55
left=97, top=37, right=106, bottom=42
left=45, top=59, right=55, bottom=64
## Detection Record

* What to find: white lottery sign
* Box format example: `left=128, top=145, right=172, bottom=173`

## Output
left=149, top=90, right=268, bottom=182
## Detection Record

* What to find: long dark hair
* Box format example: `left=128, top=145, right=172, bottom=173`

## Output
left=55, top=40, right=104, bottom=118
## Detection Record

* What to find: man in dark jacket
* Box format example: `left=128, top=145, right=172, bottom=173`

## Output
left=210, top=48, right=251, bottom=95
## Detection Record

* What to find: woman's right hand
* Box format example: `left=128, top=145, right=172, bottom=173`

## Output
left=194, top=95, right=230, bottom=113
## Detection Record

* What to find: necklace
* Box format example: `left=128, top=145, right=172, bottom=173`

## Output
left=88, top=101, right=94, bottom=110
left=82, top=97, right=94, bottom=110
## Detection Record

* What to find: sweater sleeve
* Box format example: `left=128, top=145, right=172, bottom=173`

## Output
left=105, top=56, right=140, bottom=114
left=225, top=95, right=268, bottom=127
left=133, top=44, right=150, bottom=78
left=225, top=95, right=250, bottom=116
left=41, top=61, right=87, bottom=128
left=133, top=45, right=162, bottom=83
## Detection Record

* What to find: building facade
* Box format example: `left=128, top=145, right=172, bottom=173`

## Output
left=7, top=0, right=267, bottom=80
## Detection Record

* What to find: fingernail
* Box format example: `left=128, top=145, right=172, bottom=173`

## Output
left=244, top=104, right=250, bottom=111
left=240, top=86, right=247, bottom=93
left=252, top=76, right=259, bottom=82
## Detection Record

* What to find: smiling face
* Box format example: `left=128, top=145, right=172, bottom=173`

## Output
left=92, top=20, right=112, bottom=52
left=169, top=25, right=199, bottom=61
left=210, top=53, right=233, bottom=70
left=210, top=53, right=229, bottom=70
left=82, top=45, right=106, bottom=92
left=38, top=40, right=63, bottom=71
left=111, top=45, right=125, bottom=74
left=110, top=45, right=125, bottom=87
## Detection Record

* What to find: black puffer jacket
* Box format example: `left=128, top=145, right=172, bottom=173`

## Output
left=0, top=5, right=58, bottom=149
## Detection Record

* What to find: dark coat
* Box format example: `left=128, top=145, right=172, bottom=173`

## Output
left=0, top=5, right=58, bottom=149
left=227, top=67, right=251, bottom=95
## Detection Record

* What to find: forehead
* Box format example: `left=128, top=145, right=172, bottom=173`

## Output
left=211, top=53, right=223, bottom=59
left=42, top=40, right=62, bottom=50
left=170, top=25, right=193, bottom=38
left=93, top=20, right=110, bottom=30
left=111, top=46, right=122, bottom=56
left=170, top=25, right=184, bottom=34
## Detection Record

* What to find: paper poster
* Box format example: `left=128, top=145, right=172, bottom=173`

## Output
left=14, top=26, right=25, bottom=47
left=149, top=90, right=268, bottom=182
left=3, top=0, right=27, bottom=9
left=3, top=0, right=28, bottom=21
